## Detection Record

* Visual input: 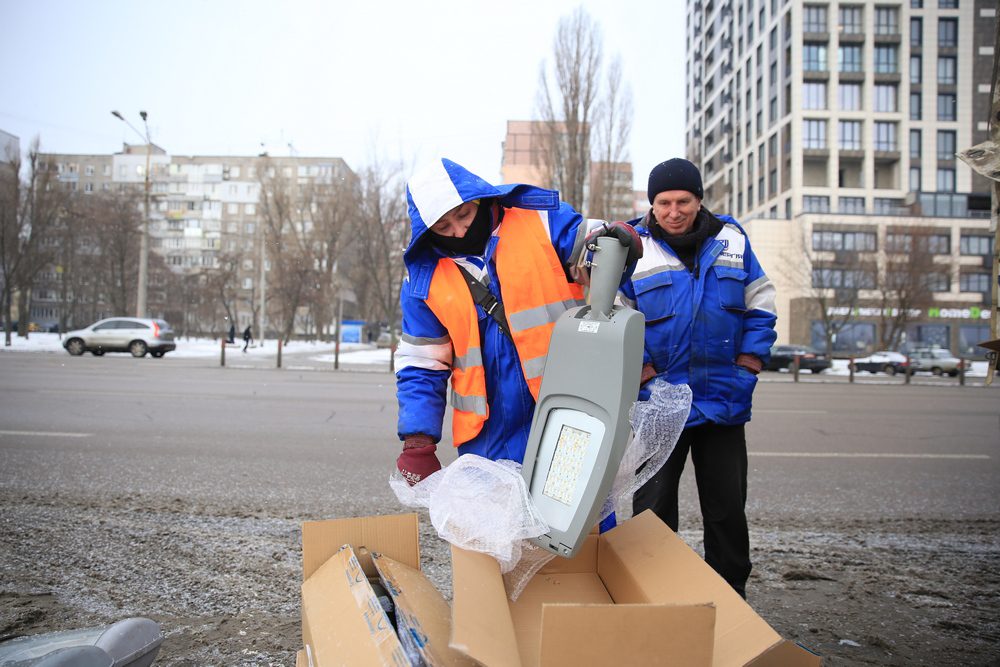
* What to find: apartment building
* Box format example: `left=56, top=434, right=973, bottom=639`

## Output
left=685, top=0, right=996, bottom=355
left=34, top=145, right=352, bottom=332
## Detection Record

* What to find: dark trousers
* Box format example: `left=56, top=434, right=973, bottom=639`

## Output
left=633, top=422, right=751, bottom=597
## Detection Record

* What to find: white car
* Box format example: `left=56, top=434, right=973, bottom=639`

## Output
left=63, top=317, right=177, bottom=358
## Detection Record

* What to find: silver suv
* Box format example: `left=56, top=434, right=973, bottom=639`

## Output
left=909, top=348, right=963, bottom=376
left=63, top=317, right=177, bottom=358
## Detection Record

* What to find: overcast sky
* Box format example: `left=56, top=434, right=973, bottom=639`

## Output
left=0, top=0, right=686, bottom=189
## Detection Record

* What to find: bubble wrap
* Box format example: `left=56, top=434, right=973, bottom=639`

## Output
left=601, top=380, right=692, bottom=522
left=389, top=381, right=691, bottom=601
left=390, top=455, right=554, bottom=599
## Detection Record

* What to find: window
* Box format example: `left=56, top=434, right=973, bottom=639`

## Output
left=960, top=325, right=991, bottom=356
left=939, top=0, right=958, bottom=8
left=875, top=6, right=899, bottom=34
left=838, top=83, right=862, bottom=110
left=960, top=273, right=991, bottom=293
left=803, top=82, right=826, bottom=109
left=911, top=0, right=923, bottom=7
left=874, top=198, right=903, bottom=214
left=911, top=17, right=923, bottom=45
left=245, top=222, right=255, bottom=234
left=804, top=5, right=827, bottom=31
left=874, top=85, right=897, bottom=112
left=923, top=234, right=951, bottom=254
left=839, top=197, right=865, bottom=213
left=937, top=93, right=956, bottom=120
left=910, top=93, right=922, bottom=120
left=937, top=130, right=956, bottom=160
left=910, top=129, right=922, bottom=158
left=874, top=122, right=897, bottom=151
left=839, top=6, right=864, bottom=33
left=874, top=46, right=898, bottom=73
left=242, top=277, right=253, bottom=290
left=911, top=55, right=922, bottom=84
left=938, top=18, right=958, bottom=47
left=937, top=56, right=956, bottom=84
left=924, top=272, right=950, bottom=292
left=811, top=268, right=877, bottom=289
left=804, top=196, right=831, bottom=212
left=886, top=233, right=913, bottom=253
left=839, top=121, right=863, bottom=149
left=909, top=167, right=922, bottom=191
left=961, top=235, right=993, bottom=255
left=838, top=45, right=863, bottom=72
left=803, top=119, right=827, bottom=148
left=936, top=168, right=956, bottom=192
left=804, top=43, right=827, bottom=71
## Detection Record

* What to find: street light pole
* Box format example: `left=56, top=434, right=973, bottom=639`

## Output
left=111, top=110, right=152, bottom=318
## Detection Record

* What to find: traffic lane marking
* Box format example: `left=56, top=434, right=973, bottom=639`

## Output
left=0, top=430, right=92, bottom=438
left=751, top=451, right=989, bottom=460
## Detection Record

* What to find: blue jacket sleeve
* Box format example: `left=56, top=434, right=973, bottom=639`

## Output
left=739, top=241, right=778, bottom=362
left=546, top=201, right=586, bottom=266
left=395, top=282, right=451, bottom=442
left=548, top=202, right=636, bottom=287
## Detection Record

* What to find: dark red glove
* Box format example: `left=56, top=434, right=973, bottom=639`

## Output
left=586, top=221, right=643, bottom=267
left=736, top=353, right=763, bottom=375
left=396, top=434, right=441, bottom=485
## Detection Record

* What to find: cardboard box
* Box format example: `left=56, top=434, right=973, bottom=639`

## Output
left=450, top=510, right=822, bottom=667
left=299, top=511, right=820, bottom=667
left=299, top=513, right=474, bottom=667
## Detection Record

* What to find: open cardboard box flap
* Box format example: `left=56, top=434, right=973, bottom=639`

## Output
left=374, top=554, right=476, bottom=667
left=300, top=513, right=472, bottom=667
left=451, top=510, right=820, bottom=667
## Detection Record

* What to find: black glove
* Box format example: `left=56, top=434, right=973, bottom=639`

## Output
left=586, top=221, right=643, bottom=267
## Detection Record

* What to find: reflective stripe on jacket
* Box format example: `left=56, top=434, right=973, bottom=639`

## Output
left=423, top=208, right=584, bottom=446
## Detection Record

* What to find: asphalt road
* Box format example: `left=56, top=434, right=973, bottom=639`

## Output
left=1, top=352, right=996, bottom=522
left=1, top=352, right=998, bottom=665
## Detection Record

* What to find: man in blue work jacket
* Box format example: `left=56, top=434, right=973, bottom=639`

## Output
left=618, top=158, right=777, bottom=598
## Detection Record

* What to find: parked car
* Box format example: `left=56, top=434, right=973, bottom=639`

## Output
left=849, top=350, right=909, bottom=375
left=763, top=345, right=831, bottom=373
left=909, top=348, right=963, bottom=376
left=63, top=317, right=176, bottom=358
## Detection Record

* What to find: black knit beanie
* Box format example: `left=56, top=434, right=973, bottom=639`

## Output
left=647, top=158, right=704, bottom=203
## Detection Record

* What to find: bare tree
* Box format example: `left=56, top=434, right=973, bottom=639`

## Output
left=302, top=171, right=358, bottom=340
left=874, top=226, right=941, bottom=350
left=203, top=250, right=243, bottom=330
left=81, top=192, right=142, bottom=316
left=778, top=225, right=873, bottom=357
left=256, top=157, right=321, bottom=343
left=347, top=156, right=408, bottom=359
left=588, top=55, right=634, bottom=221
left=0, top=139, right=64, bottom=344
left=535, top=7, right=603, bottom=210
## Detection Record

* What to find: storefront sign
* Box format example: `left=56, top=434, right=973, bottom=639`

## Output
left=826, top=306, right=990, bottom=320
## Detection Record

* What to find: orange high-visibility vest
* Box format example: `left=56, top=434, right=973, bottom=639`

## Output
left=424, top=208, right=584, bottom=446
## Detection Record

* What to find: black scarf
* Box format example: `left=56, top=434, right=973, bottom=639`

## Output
left=427, top=199, right=498, bottom=257
left=649, top=207, right=724, bottom=274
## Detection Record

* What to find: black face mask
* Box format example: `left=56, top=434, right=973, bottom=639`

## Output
left=428, top=199, right=495, bottom=256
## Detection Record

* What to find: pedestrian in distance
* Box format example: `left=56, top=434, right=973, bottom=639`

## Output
left=394, top=157, right=642, bottom=486
left=619, top=158, right=777, bottom=598
left=242, top=325, right=253, bottom=353
left=228, top=324, right=236, bottom=344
